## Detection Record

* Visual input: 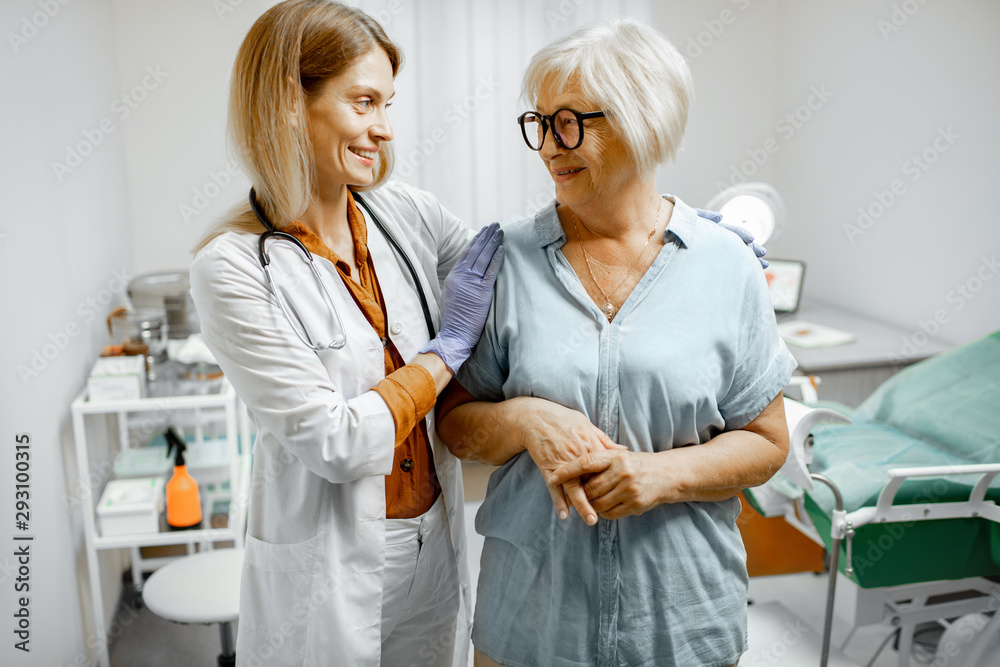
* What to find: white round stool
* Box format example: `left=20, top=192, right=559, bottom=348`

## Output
left=142, top=548, right=243, bottom=667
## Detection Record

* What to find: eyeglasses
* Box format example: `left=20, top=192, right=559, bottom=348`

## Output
left=517, top=109, right=607, bottom=151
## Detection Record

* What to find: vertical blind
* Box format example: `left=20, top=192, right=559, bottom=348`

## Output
left=351, top=0, right=655, bottom=227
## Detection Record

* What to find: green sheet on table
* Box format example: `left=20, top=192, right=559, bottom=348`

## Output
left=801, top=331, right=1000, bottom=587
left=808, top=330, right=1000, bottom=515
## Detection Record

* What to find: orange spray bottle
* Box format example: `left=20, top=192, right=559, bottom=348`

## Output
left=164, top=428, right=203, bottom=529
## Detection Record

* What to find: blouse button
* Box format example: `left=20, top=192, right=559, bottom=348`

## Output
left=379, top=337, right=388, bottom=348
left=400, top=458, right=414, bottom=472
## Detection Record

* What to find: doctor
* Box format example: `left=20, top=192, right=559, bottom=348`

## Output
left=189, top=1, right=501, bottom=665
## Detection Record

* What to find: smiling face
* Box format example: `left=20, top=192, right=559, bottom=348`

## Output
left=535, top=79, right=638, bottom=210
left=306, top=48, right=395, bottom=192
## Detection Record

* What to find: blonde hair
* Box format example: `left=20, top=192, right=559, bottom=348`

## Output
left=193, top=0, right=402, bottom=254
left=521, top=19, right=692, bottom=175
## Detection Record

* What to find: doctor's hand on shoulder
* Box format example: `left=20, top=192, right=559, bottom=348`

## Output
left=421, top=222, right=504, bottom=375
left=695, top=207, right=769, bottom=269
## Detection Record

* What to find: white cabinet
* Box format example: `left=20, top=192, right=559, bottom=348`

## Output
left=70, top=375, right=251, bottom=667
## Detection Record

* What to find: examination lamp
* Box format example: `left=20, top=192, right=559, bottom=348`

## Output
left=706, top=183, right=787, bottom=247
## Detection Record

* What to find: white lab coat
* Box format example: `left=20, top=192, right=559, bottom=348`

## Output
left=189, top=181, right=474, bottom=667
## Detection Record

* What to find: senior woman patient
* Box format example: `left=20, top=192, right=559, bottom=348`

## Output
left=437, top=19, right=796, bottom=667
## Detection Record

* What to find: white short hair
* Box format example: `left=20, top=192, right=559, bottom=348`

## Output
left=522, top=19, right=692, bottom=174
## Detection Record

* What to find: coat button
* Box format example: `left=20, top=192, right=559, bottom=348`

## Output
left=400, top=458, right=414, bottom=472
left=390, top=322, right=403, bottom=335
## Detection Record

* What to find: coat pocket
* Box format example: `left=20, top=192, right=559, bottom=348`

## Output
left=237, top=532, right=324, bottom=667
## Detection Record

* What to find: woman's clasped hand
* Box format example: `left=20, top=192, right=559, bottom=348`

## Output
left=509, top=398, right=627, bottom=524
left=548, top=447, right=676, bottom=523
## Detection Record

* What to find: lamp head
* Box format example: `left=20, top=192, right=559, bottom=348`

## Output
left=706, top=183, right=786, bottom=246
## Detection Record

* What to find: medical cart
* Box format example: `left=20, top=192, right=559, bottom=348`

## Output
left=71, top=374, right=252, bottom=667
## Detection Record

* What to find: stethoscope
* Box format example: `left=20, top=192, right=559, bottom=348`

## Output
left=249, top=188, right=436, bottom=351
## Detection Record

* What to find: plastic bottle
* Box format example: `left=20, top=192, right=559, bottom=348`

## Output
left=164, top=427, right=203, bottom=529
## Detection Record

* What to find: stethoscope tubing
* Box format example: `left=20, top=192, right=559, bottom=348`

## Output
left=248, top=188, right=435, bottom=351
left=352, top=192, right=436, bottom=340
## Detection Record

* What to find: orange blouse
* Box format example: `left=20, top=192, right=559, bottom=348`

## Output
left=284, top=194, right=441, bottom=519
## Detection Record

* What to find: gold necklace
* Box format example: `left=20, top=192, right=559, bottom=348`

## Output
left=570, top=197, right=662, bottom=321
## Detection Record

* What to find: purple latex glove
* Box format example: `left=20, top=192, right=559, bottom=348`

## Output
left=420, top=222, right=504, bottom=373
left=695, top=208, right=769, bottom=269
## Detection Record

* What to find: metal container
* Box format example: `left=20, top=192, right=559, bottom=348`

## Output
left=107, top=306, right=169, bottom=369
left=128, top=271, right=199, bottom=339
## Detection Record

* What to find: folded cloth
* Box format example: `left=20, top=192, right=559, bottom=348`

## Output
left=172, top=334, right=218, bottom=365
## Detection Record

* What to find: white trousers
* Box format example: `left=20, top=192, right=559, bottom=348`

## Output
left=381, top=496, right=461, bottom=667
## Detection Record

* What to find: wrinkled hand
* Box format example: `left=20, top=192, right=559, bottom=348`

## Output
left=695, top=208, right=769, bottom=269
left=421, top=223, right=504, bottom=373
left=511, top=398, right=625, bottom=525
left=547, top=450, right=672, bottom=521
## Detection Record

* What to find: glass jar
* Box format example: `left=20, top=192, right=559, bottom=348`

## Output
left=107, top=306, right=169, bottom=380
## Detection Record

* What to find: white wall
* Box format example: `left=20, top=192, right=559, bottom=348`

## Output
left=657, top=0, right=780, bottom=208
left=658, top=0, right=999, bottom=348
left=769, top=0, right=1000, bottom=348
left=0, top=0, right=133, bottom=665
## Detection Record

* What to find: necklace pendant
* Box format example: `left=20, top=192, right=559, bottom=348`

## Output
left=601, top=302, right=616, bottom=320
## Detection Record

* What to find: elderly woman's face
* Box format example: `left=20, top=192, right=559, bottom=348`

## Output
left=535, top=80, right=636, bottom=210
left=306, top=48, right=395, bottom=190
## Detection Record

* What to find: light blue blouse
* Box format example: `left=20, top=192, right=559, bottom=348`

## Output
left=457, top=195, right=797, bottom=667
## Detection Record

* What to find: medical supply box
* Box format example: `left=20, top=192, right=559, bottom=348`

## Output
left=88, top=355, right=147, bottom=402
left=96, top=477, right=165, bottom=537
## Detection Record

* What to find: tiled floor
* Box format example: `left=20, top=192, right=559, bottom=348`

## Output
left=109, top=589, right=225, bottom=666
left=746, top=573, right=897, bottom=667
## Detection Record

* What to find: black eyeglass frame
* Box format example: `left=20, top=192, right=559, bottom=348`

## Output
left=517, top=109, right=608, bottom=151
